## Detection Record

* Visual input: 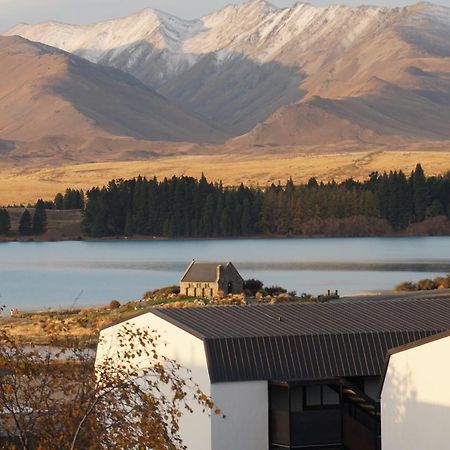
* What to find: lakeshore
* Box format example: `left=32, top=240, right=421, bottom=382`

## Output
left=1, top=207, right=450, bottom=243
left=1, top=237, right=449, bottom=310
left=2, top=288, right=449, bottom=346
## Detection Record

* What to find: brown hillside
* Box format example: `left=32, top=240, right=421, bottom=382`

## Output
left=0, top=36, right=226, bottom=161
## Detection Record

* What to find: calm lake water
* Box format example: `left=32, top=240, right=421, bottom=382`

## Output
left=0, top=237, right=449, bottom=310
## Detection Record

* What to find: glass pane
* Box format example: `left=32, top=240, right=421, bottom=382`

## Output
left=305, top=385, right=321, bottom=406
left=291, top=385, right=303, bottom=412
left=323, top=385, right=339, bottom=405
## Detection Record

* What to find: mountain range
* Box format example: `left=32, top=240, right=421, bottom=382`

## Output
left=2, top=1, right=450, bottom=165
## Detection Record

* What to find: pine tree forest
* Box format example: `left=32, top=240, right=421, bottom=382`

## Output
left=80, top=165, right=450, bottom=238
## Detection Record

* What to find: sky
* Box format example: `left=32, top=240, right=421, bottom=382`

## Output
left=0, top=0, right=448, bottom=32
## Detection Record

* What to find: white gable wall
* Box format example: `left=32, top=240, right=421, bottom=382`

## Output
left=97, top=313, right=212, bottom=450
left=381, top=335, right=450, bottom=450
left=212, top=381, right=269, bottom=450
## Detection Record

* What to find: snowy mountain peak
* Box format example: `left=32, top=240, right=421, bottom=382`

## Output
left=243, top=0, right=278, bottom=13
left=4, top=2, right=450, bottom=103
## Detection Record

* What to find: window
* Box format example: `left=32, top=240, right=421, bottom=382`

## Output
left=305, top=385, right=321, bottom=407
left=303, top=385, right=339, bottom=409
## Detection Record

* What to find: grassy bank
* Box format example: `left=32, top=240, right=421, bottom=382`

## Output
left=0, top=208, right=83, bottom=241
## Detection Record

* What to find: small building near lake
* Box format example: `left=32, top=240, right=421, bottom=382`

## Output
left=180, top=261, right=244, bottom=298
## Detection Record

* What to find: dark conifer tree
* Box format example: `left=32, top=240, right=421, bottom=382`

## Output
left=412, top=163, right=428, bottom=222
left=124, top=210, right=134, bottom=237
left=54, top=193, right=64, bottom=210
left=33, top=200, right=48, bottom=234
left=19, top=209, right=33, bottom=236
left=0, top=209, right=11, bottom=235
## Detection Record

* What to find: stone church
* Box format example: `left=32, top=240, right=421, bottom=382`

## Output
left=180, top=261, right=244, bottom=298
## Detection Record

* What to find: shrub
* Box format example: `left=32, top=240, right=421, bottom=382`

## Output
left=434, top=275, right=450, bottom=289
left=395, top=282, right=417, bottom=292
left=109, top=300, right=121, bottom=310
left=255, top=291, right=265, bottom=301
left=244, top=279, right=264, bottom=296
left=143, top=285, right=180, bottom=300
left=417, top=279, right=436, bottom=291
left=266, top=285, right=287, bottom=296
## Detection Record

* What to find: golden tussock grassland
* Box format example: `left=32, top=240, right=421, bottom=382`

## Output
left=1, top=150, right=449, bottom=205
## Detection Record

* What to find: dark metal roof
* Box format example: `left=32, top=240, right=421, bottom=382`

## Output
left=151, top=297, right=450, bottom=383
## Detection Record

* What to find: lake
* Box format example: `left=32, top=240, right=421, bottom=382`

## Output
left=0, top=237, right=449, bottom=310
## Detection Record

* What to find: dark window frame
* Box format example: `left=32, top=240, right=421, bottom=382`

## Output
left=302, top=384, right=340, bottom=411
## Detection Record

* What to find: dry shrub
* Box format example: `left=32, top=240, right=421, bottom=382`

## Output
left=109, top=300, right=121, bottom=310
left=269, top=293, right=295, bottom=304
left=405, top=216, right=450, bottom=236
left=434, top=275, right=450, bottom=289
left=161, top=301, right=205, bottom=309
left=395, top=281, right=417, bottom=292
left=395, top=274, right=450, bottom=292
left=417, top=279, right=436, bottom=291
left=143, top=285, right=180, bottom=300
left=266, top=285, right=287, bottom=296
left=211, top=295, right=246, bottom=306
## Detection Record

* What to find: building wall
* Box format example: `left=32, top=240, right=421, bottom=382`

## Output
left=180, top=281, right=217, bottom=297
left=381, top=335, right=450, bottom=450
left=96, top=313, right=213, bottom=450
left=217, top=264, right=244, bottom=295
left=211, top=381, right=269, bottom=450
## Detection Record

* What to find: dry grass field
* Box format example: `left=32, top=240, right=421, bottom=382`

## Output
left=4, top=208, right=83, bottom=240
left=1, top=150, right=449, bottom=205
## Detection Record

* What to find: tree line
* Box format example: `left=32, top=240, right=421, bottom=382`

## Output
left=2, top=165, right=449, bottom=238
left=0, top=188, right=84, bottom=236
left=80, top=164, right=449, bottom=238
left=0, top=201, right=47, bottom=236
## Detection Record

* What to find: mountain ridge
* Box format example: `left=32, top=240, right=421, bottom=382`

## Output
left=0, top=35, right=227, bottom=164
left=3, top=1, right=450, bottom=149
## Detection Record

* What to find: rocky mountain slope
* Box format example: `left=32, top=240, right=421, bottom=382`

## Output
left=4, top=1, right=450, bottom=146
left=0, top=36, right=226, bottom=163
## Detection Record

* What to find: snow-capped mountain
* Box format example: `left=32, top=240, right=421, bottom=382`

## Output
left=4, top=1, right=408, bottom=82
left=6, top=8, right=203, bottom=88
left=5, top=1, right=450, bottom=142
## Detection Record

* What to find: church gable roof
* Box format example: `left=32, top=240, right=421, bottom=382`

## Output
left=181, top=261, right=221, bottom=282
left=181, top=261, right=242, bottom=283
